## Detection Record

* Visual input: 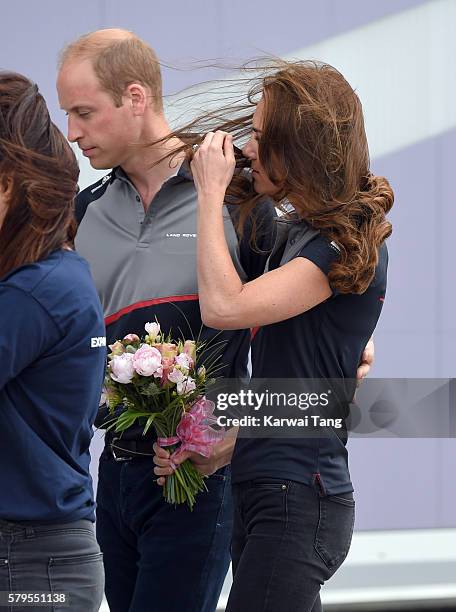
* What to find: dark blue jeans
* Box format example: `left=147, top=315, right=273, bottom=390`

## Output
left=227, top=479, right=355, bottom=612
left=96, top=450, right=233, bottom=612
left=0, top=518, right=104, bottom=612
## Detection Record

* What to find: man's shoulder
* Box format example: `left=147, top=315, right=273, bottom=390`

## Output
left=75, top=172, right=113, bottom=225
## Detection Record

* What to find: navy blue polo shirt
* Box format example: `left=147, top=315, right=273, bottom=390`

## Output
left=231, top=231, right=388, bottom=495
left=0, top=250, right=106, bottom=522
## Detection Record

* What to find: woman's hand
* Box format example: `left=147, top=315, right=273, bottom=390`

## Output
left=190, top=131, right=236, bottom=202
left=356, top=337, right=374, bottom=385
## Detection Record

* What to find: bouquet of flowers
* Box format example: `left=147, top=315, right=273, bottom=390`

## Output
left=103, top=322, right=224, bottom=510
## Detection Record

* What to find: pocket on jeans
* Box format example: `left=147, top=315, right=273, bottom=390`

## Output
left=34, top=528, right=95, bottom=539
left=0, top=558, right=9, bottom=588
left=49, top=552, right=103, bottom=566
left=314, top=493, right=355, bottom=570
left=48, top=552, right=104, bottom=612
left=250, top=478, right=289, bottom=491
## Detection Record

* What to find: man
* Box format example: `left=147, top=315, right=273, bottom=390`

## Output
left=56, top=28, right=275, bottom=612
left=57, top=29, right=374, bottom=612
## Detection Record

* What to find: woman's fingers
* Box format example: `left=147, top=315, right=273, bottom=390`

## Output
left=170, top=449, right=192, bottom=466
left=223, top=133, right=235, bottom=162
left=356, top=362, right=370, bottom=381
left=199, top=131, right=230, bottom=155
left=191, top=130, right=235, bottom=196
left=209, top=130, right=227, bottom=151
left=200, top=131, right=215, bottom=150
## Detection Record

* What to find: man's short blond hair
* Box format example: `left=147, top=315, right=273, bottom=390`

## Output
left=59, top=29, right=163, bottom=111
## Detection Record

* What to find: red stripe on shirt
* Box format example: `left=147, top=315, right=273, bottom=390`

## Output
left=251, top=326, right=260, bottom=340
left=105, top=294, right=199, bottom=326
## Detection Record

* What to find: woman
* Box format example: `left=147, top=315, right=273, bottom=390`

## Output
left=0, top=72, right=105, bottom=611
left=155, top=60, right=393, bottom=611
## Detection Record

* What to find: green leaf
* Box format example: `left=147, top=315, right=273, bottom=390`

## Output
left=143, top=413, right=158, bottom=436
left=114, top=411, right=139, bottom=432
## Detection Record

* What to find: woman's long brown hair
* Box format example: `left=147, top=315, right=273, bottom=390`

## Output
left=258, top=61, right=394, bottom=294
left=0, top=72, right=79, bottom=279
left=161, top=59, right=393, bottom=295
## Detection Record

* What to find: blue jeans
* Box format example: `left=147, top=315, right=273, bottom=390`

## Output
left=96, top=450, right=233, bottom=612
left=227, top=479, right=355, bottom=612
left=0, top=518, right=104, bottom=612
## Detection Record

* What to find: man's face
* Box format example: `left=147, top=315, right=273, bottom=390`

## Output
left=57, top=59, right=139, bottom=169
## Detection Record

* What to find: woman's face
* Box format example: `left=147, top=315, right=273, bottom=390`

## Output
left=242, top=98, right=280, bottom=197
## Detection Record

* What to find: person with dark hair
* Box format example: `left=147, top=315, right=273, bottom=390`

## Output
left=0, top=71, right=105, bottom=611
left=155, top=60, right=393, bottom=611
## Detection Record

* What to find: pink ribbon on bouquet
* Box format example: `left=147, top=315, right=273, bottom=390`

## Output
left=158, top=397, right=224, bottom=468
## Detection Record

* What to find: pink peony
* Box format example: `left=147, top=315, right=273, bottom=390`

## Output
left=110, top=353, right=135, bottom=384
left=132, top=344, right=162, bottom=377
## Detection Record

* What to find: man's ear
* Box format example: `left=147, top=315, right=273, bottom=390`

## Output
left=125, top=83, right=148, bottom=116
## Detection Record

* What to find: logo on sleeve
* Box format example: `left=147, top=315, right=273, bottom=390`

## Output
left=329, top=240, right=341, bottom=254
left=91, top=336, right=107, bottom=348
left=91, top=174, right=111, bottom=193
left=165, top=233, right=197, bottom=239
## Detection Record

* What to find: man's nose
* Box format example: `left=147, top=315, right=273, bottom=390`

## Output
left=67, top=117, right=83, bottom=143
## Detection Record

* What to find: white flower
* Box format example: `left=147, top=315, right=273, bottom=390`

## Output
left=175, top=352, right=193, bottom=371
left=145, top=322, right=160, bottom=342
left=168, top=368, right=185, bottom=384
left=110, top=353, right=135, bottom=384
left=177, top=377, right=196, bottom=396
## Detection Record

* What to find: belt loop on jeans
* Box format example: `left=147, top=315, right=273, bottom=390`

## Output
left=313, top=473, right=326, bottom=497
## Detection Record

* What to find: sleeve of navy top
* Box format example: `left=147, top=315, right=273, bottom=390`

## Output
left=0, top=286, right=60, bottom=391
left=295, top=234, right=341, bottom=284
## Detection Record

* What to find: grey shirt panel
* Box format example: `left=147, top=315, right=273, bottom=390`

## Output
left=75, top=169, right=247, bottom=319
